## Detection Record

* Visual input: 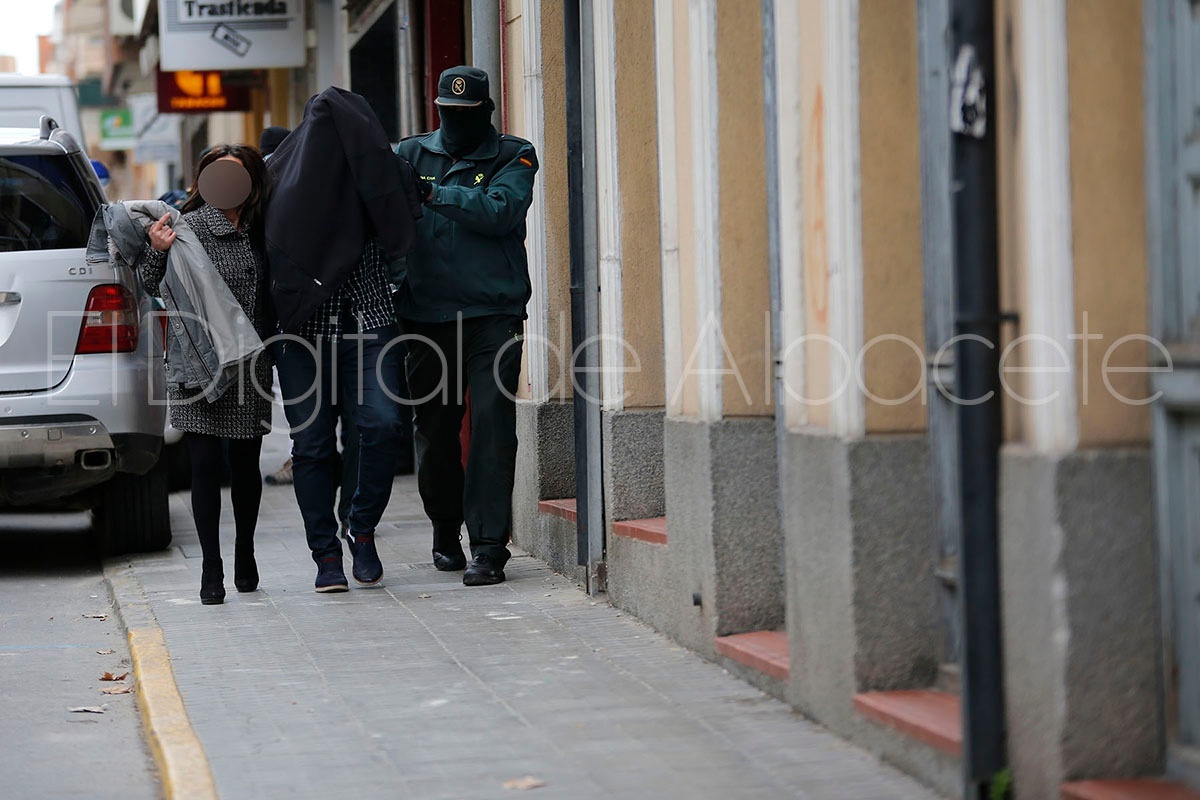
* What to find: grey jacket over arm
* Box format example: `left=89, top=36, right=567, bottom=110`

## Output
left=90, top=200, right=264, bottom=402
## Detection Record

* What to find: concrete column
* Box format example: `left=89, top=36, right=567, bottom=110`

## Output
left=687, top=0, right=722, bottom=422
left=593, top=0, right=624, bottom=412
left=655, top=0, right=684, bottom=416
left=1000, top=448, right=1161, bottom=797
left=1006, top=0, right=1079, bottom=452
left=509, top=0, right=580, bottom=580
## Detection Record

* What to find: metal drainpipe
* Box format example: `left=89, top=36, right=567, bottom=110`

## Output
left=563, top=0, right=605, bottom=593
left=949, top=0, right=1007, bottom=796
left=760, top=0, right=787, bottom=447
left=397, top=0, right=422, bottom=136
left=471, top=0, right=502, bottom=128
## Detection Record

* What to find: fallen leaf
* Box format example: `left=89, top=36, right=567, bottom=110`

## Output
left=503, top=777, right=546, bottom=791
left=95, top=650, right=115, bottom=656
left=101, top=686, right=131, bottom=695
left=99, top=672, right=128, bottom=682
left=417, top=594, right=432, bottom=599
left=68, top=706, right=106, bottom=714
left=81, top=614, right=107, bottom=621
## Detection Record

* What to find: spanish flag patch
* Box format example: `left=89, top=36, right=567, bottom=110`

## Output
left=519, top=157, right=533, bottom=167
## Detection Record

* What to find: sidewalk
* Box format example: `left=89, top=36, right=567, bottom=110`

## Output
left=107, top=431, right=940, bottom=800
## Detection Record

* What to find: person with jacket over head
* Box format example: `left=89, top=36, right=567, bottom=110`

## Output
left=135, top=144, right=274, bottom=605
left=393, top=66, right=540, bottom=586
left=265, top=86, right=423, bottom=593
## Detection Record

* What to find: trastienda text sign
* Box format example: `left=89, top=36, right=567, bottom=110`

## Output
left=158, top=0, right=305, bottom=71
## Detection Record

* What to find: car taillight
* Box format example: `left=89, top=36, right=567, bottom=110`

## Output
left=76, top=284, right=139, bottom=354
left=154, top=308, right=168, bottom=353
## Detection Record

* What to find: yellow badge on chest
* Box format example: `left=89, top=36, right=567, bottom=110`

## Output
left=474, top=173, right=485, bottom=186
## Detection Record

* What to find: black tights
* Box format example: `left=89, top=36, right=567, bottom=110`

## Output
left=187, top=433, right=264, bottom=565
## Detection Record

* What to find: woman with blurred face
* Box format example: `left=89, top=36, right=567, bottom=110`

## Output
left=136, top=144, right=274, bottom=605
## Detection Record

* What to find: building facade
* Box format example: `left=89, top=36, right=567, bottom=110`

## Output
left=51, top=0, right=1197, bottom=796
left=504, top=1, right=1195, bottom=798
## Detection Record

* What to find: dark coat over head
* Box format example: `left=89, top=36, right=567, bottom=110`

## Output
left=265, top=87, right=423, bottom=333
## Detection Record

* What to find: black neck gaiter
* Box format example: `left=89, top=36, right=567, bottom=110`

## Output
left=438, top=101, right=495, bottom=158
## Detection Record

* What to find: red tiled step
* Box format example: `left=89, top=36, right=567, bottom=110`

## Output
left=612, top=517, right=668, bottom=545
left=1062, top=780, right=1200, bottom=800
left=853, top=690, right=962, bottom=757
left=538, top=498, right=577, bottom=522
left=715, top=631, right=790, bottom=681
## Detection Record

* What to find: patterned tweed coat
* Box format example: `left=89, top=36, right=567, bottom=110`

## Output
left=138, top=204, right=274, bottom=439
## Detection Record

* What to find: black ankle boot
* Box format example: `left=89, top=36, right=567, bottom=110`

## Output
left=234, top=542, right=258, bottom=593
left=200, top=560, right=226, bottom=605
left=432, top=527, right=466, bottom=572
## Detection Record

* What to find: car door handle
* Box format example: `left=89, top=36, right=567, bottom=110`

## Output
left=0, top=292, right=20, bottom=305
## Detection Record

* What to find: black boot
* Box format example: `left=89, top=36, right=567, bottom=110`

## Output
left=234, top=540, right=258, bottom=593
left=200, top=560, right=226, bottom=605
left=432, top=527, right=467, bottom=572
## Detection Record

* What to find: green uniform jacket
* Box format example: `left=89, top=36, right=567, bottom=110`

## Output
left=392, top=127, right=539, bottom=323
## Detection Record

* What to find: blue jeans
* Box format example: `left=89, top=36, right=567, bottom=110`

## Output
left=274, top=326, right=402, bottom=562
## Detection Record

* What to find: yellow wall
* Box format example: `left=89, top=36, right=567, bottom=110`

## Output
left=716, top=0, right=772, bottom=416
left=614, top=0, right=666, bottom=409
left=858, top=0, right=926, bottom=433
left=1066, top=0, right=1150, bottom=446
left=503, top=0, right=537, bottom=401
left=996, top=0, right=1150, bottom=447
left=540, top=0, right=573, bottom=400
left=503, top=0, right=525, bottom=142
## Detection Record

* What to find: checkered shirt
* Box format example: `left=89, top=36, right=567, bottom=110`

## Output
left=298, top=240, right=395, bottom=340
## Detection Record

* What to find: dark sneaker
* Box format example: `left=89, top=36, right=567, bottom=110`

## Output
left=346, top=533, right=383, bottom=585
left=432, top=527, right=467, bottom=572
left=314, top=555, right=349, bottom=593
left=463, top=555, right=506, bottom=586
left=264, top=457, right=293, bottom=486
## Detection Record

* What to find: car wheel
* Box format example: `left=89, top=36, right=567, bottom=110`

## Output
left=94, top=457, right=172, bottom=555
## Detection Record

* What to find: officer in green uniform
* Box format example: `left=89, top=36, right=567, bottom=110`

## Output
left=392, top=66, right=539, bottom=586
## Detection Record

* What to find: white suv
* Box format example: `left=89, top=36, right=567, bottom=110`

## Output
left=0, top=118, right=170, bottom=553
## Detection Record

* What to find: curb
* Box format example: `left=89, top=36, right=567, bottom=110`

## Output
left=103, top=560, right=218, bottom=800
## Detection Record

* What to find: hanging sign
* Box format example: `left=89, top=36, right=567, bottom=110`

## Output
left=158, top=0, right=306, bottom=71
left=130, top=92, right=181, bottom=165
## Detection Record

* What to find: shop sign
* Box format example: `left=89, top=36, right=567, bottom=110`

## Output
left=156, top=69, right=251, bottom=114
left=158, top=0, right=305, bottom=71
left=99, top=108, right=136, bottom=150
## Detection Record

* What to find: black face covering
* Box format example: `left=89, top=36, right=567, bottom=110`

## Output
left=438, top=100, right=495, bottom=157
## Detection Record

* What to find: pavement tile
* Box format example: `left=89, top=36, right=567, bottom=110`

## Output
left=116, top=431, right=942, bottom=800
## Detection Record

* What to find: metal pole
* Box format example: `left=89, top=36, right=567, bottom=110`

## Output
left=397, top=0, right=423, bottom=136
left=564, top=0, right=589, bottom=570
left=949, top=0, right=1006, bottom=796
left=760, top=0, right=784, bottom=431
left=471, top=0, right=502, bottom=127
left=563, top=0, right=604, bottom=592
left=579, top=0, right=604, bottom=592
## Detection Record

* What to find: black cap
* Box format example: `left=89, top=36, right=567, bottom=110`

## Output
left=435, top=65, right=490, bottom=108
left=259, top=125, right=290, bottom=155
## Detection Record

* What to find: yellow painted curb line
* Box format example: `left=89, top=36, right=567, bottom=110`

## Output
left=129, top=625, right=218, bottom=800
